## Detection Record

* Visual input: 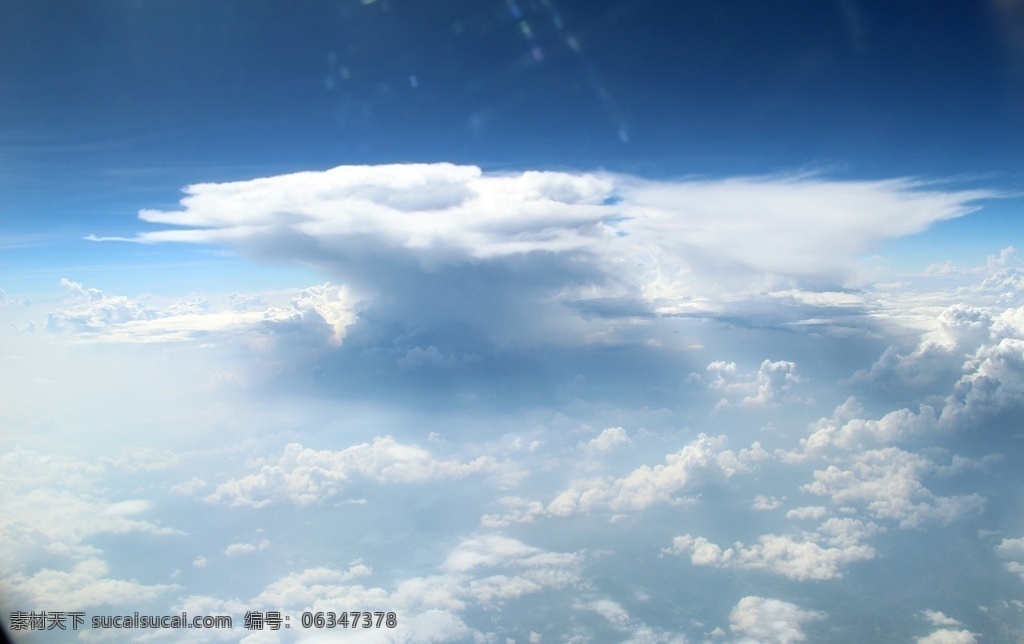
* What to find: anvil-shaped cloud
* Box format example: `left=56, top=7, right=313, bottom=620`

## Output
left=90, top=164, right=991, bottom=349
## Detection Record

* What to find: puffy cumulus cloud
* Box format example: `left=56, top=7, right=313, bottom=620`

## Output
left=706, top=359, right=801, bottom=409
left=916, top=630, right=978, bottom=644
left=850, top=304, right=995, bottom=395
left=281, top=282, right=357, bottom=347
left=921, top=610, right=962, bottom=627
left=801, top=448, right=986, bottom=528
left=206, top=437, right=500, bottom=508
left=927, top=305, right=995, bottom=352
left=977, top=247, right=1024, bottom=304
left=46, top=278, right=161, bottom=333
left=778, top=300, right=1022, bottom=548
left=872, top=247, right=1024, bottom=332
left=94, top=164, right=992, bottom=348
left=665, top=518, right=880, bottom=581
left=995, top=304, right=1024, bottom=338
left=45, top=280, right=355, bottom=346
left=799, top=398, right=940, bottom=453
left=793, top=316, right=1022, bottom=446
left=941, top=337, right=1024, bottom=429
left=847, top=298, right=1024, bottom=432
left=996, top=536, right=1024, bottom=580
left=743, top=360, right=801, bottom=407
left=728, top=596, right=824, bottom=643
left=705, top=360, right=739, bottom=387
left=547, top=434, right=764, bottom=516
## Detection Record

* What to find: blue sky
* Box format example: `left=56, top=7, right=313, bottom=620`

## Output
left=3, top=1, right=1024, bottom=643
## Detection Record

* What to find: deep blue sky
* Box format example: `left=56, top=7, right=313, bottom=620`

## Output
left=3, top=0, right=1022, bottom=176
left=1, top=0, right=1022, bottom=287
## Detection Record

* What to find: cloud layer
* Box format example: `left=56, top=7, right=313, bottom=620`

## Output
left=90, top=164, right=993, bottom=351
left=5, top=165, right=1023, bottom=641
left=108, top=165, right=989, bottom=279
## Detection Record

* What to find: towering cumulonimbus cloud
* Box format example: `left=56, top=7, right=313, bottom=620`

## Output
left=87, top=164, right=993, bottom=350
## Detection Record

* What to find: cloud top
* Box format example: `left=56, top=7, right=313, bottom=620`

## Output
left=97, top=165, right=991, bottom=310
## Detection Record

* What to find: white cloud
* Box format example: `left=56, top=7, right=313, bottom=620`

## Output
left=927, top=304, right=994, bottom=352
left=442, top=534, right=582, bottom=578
left=206, top=437, right=500, bottom=508
left=170, top=477, right=209, bottom=495
left=0, top=286, right=26, bottom=307
left=547, top=434, right=759, bottom=516
left=45, top=280, right=355, bottom=346
left=287, top=283, right=356, bottom=346
left=0, top=449, right=186, bottom=611
left=706, top=359, right=801, bottom=409
left=0, top=450, right=182, bottom=571
left=752, top=495, right=783, bottom=511
left=855, top=296, right=1024, bottom=395
left=978, top=247, right=1024, bottom=304
left=845, top=297, right=1024, bottom=434
left=225, top=539, right=271, bottom=556
left=177, top=536, right=582, bottom=643
left=728, top=596, right=824, bottom=643
left=8, top=558, right=180, bottom=608
left=917, top=629, right=978, bottom=644
left=800, top=399, right=940, bottom=453
left=104, top=499, right=155, bottom=516
left=785, top=506, right=828, bottom=521
left=580, top=598, right=687, bottom=643
left=11, top=164, right=1018, bottom=641
left=997, top=537, right=1024, bottom=557
left=580, top=426, right=632, bottom=453
left=585, top=598, right=631, bottom=628
left=109, top=165, right=989, bottom=273
left=89, top=164, right=993, bottom=350
left=801, top=448, right=986, bottom=528
left=47, top=279, right=161, bottom=333
left=480, top=496, right=547, bottom=528
left=744, top=360, right=801, bottom=407
left=941, top=337, right=1024, bottom=429
left=996, top=536, right=1024, bottom=580
left=666, top=518, right=880, bottom=581
left=101, top=446, right=183, bottom=473
left=921, top=610, right=962, bottom=627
